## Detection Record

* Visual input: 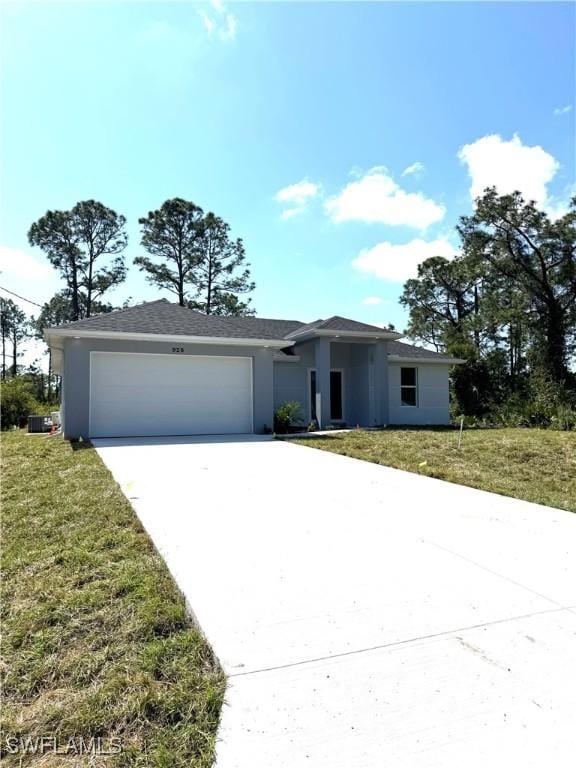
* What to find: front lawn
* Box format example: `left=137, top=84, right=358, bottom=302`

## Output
left=289, top=427, right=576, bottom=512
left=1, top=430, right=224, bottom=767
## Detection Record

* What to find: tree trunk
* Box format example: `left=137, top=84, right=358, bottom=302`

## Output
left=473, top=284, right=480, bottom=351
left=86, top=258, right=93, bottom=317
left=545, top=302, right=567, bottom=382
left=1, top=330, right=5, bottom=380
left=11, top=327, right=17, bottom=376
left=509, top=324, right=515, bottom=391
left=71, top=256, right=80, bottom=320
left=205, top=249, right=213, bottom=315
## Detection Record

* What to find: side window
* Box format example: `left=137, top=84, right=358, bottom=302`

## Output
left=400, top=367, right=417, bottom=406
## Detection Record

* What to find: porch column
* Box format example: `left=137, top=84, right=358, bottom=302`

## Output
left=373, top=341, right=389, bottom=426
left=253, top=348, right=274, bottom=433
left=315, top=337, right=331, bottom=429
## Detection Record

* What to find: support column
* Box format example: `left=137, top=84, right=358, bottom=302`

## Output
left=373, top=341, right=389, bottom=426
left=315, top=337, right=331, bottom=429
left=253, top=348, right=274, bottom=433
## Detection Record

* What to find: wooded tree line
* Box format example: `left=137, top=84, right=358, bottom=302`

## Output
left=3, top=188, right=575, bottom=426
left=1, top=197, right=254, bottom=394
left=401, top=188, right=576, bottom=421
left=28, top=197, right=255, bottom=328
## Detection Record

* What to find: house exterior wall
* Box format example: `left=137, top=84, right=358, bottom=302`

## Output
left=273, top=340, right=389, bottom=427
left=59, top=335, right=452, bottom=438
left=60, top=336, right=275, bottom=439
left=388, top=363, right=451, bottom=425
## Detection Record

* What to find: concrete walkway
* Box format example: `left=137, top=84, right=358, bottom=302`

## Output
left=93, top=436, right=576, bottom=767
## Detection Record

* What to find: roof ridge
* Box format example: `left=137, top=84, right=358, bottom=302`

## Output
left=225, top=316, right=304, bottom=324
left=50, top=299, right=171, bottom=329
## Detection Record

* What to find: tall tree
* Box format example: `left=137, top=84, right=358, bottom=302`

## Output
left=34, top=290, right=114, bottom=335
left=400, top=255, right=481, bottom=357
left=209, top=292, right=255, bottom=317
left=190, top=213, right=255, bottom=316
left=33, top=290, right=115, bottom=398
left=135, top=198, right=204, bottom=306
left=0, top=298, right=30, bottom=377
left=458, top=188, right=576, bottom=382
left=0, top=297, right=13, bottom=379
left=135, top=200, right=256, bottom=315
left=28, top=200, right=127, bottom=321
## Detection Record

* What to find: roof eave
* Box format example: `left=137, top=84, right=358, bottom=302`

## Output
left=43, top=328, right=295, bottom=349
left=287, top=329, right=404, bottom=342
left=388, top=355, right=465, bottom=364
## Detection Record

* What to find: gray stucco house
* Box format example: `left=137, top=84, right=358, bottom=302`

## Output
left=44, top=300, right=462, bottom=439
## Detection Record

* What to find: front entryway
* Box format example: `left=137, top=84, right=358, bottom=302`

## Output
left=309, top=368, right=344, bottom=422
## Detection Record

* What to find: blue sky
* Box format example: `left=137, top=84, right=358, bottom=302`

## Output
left=1, top=0, right=574, bottom=362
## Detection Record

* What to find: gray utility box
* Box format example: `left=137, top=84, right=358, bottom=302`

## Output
left=28, top=415, right=51, bottom=433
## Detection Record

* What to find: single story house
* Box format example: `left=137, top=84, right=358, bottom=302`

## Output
left=44, top=300, right=463, bottom=439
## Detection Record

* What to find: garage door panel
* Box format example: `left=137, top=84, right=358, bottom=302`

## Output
left=89, top=353, right=253, bottom=437
left=92, top=383, right=252, bottom=405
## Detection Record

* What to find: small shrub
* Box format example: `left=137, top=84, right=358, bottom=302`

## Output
left=0, top=377, right=42, bottom=429
left=550, top=404, right=576, bottom=431
left=274, top=401, right=303, bottom=434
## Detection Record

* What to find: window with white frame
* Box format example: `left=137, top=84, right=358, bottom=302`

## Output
left=400, top=367, right=418, bottom=406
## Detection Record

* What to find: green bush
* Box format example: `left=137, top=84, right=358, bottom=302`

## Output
left=454, top=376, right=576, bottom=431
left=0, top=377, right=42, bottom=429
left=273, top=401, right=303, bottom=434
left=549, top=404, right=576, bottom=431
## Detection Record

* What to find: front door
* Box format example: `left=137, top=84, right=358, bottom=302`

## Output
left=309, top=369, right=344, bottom=423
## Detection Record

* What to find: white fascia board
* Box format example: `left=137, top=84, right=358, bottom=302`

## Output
left=44, top=328, right=294, bottom=349
left=388, top=356, right=465, bottom=365
left=287, top=329, right=404, bottom=342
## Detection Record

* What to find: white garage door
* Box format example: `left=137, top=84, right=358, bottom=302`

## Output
left=89, top=352, right=253, bottom=438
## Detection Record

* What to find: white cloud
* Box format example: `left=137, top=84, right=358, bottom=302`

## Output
left=0, top=245, right=52, bottom=280
left=224, top=13, right=236, bottom=41
left=275, top=180, right=320, bottom=205
left=545, top=183, right=576, bottom=221
left=553, top=104, right=572, bottom=116
left=362, top=296, right=383, bottom=305
left=458, top=133, right=559, bottom=208
left=198, top=10, right=215, bottom=36
left=275, top=180, right=321, bottom=219
left=352, top=237, right=458, bottom=283
left=401, top=161, right=424, bottom=177
left=198, top=0, right=237, bottom=42
left=280, top=208, right=303, bottom=221
left=325, top=167, right=445, bottom=229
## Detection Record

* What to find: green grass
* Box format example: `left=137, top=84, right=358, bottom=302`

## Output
left=289, top=427, right=576, bottom=512
left=1, top=430, right=225, bottom=767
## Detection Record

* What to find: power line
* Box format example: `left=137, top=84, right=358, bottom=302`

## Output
left=0, top=285, right=44, bottom=308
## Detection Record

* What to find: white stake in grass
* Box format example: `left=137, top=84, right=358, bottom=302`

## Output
left=457, top=416, right=464, bottom=449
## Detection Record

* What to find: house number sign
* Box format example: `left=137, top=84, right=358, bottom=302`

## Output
left=171, top=347, right=184, bottom=353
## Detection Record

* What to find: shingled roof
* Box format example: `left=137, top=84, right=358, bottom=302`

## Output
left=48, top=300, right=303, bottom=341
left=47, top=300, right=395, bottom=340
left=45, top=300, right=459, bottom=360
left=387, top=340, right=457, bottom=360
left=285, top=315, right=395, bottom=337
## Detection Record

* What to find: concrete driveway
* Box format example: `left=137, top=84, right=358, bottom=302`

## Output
left=93, top=435, right=576, bottom=767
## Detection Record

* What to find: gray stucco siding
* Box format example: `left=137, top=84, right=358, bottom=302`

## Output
left=272, top=340, right=389, bottom=427
left=273, top=363, right=309, bottom=421
left=60, top=337, right=275, bottom=439
left=388, top=363, right=451, bottom=425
